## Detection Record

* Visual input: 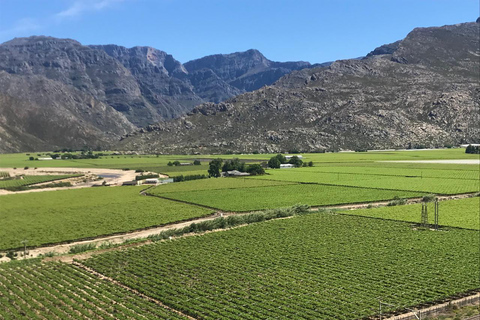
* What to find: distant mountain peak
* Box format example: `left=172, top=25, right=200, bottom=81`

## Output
left=1, top=35, right=81, bottom=47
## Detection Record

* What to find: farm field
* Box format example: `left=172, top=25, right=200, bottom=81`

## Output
left=0, top=261, right=189, bottom=319
left=254, top=165, right=479, bottom=195
left=84, top=213, right=480, bottom=320
left=156, top=183, right=425, bottom=211
left=149, top=177, right=295, bottom=194
left=0, top=187, right=212, bottom=250
left=346, top=197, right=480, bottom=230
left=0, top=174, right=78, bottom=189
left=0, top=149, right=477, bottom=171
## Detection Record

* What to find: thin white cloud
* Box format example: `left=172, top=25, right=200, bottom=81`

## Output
left=0, top=0, right=127, bottom=42
left=56, top=0, right=125, bottom=20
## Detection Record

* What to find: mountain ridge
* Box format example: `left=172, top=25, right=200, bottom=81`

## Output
left=116, top=21, right=480, bottom=154
left=0, top=38, right=319, bottom=152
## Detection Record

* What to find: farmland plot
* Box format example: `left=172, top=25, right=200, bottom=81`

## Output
left=84, top=213, right=480, bottom=320
left=149, top=177, right=295, bottom=194
left=255, top=168, right=479, bottom=194
left=157, top=183, right=425, bottom=211
left=0, top=175, right=78, bottom=189
left=346, top=197, right=480, bottom=230
left=0, top=187, right=212, bottom=250
left=0, top=262, right=189, bottom=319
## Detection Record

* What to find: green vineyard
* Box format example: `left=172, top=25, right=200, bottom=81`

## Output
left=0, top=262, right=189, bottom=319
left=84, top=213, right=480, bottom=319
left=0, top=175, right=78, bottom=189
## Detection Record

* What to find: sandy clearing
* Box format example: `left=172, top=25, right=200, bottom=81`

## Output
left=379, top=159, right=480, bottom=164
left=0, top=167, right=167, bottom=196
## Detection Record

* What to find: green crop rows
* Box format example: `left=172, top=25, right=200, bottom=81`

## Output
left=0, top=262, right=188, bottom=319
left=254, top=165, right=479, bottom=195
left=84, top=213, right=480, bottom=320
left=157, top=183, right=425, bottom=211
left=346, top=197, right=480, bottom=230
left=0, top=175, right=78, bottom=189
left=149, top=177, right=294, bottom=194
left=0, top=187, right=212, bottom=250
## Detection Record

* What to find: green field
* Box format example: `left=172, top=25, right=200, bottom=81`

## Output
left=254, top=165, right=479, bottom=194
left=0, top=187, right=212, bottom=250
left=0, top=175, right=78, bottom=189
left=149, top=177, right=294, bottom=194
left=346, top=197, right=480, bottom=230
left=0, top=262, right=188, bottom=319
left=84, top=213, right=480, bottom=320
left=0, top=149, right=477, bottom=171
left=157, top=183, right=425, bottom=211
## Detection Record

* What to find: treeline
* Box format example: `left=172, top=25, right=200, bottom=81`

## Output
left=173, top=174, right=208, bottom=182
left=465, top=145, right=480, bottom=154
left=268, top=154, right=313, bottom=168
left=208, top=158, right=265, bottom=177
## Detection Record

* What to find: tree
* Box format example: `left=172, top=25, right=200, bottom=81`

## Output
left=275, top=154, right=287, bottom=164
left=308, top=161, right=314, bottom=167
left=173, top=160, right=181, bottom=166
left=246, top=164, right=265, bottom=175
left=208, top=158, right=223, bottom=177
left=28, top=156, right=34, bottom=161
left=222, top=158, right=245, bottom=172
left=193, top=160, right=201, bottom=165
left=288, top=156, right=303, bottom=167
left=268, top=157, right=281, bottom=169
left=167, top=161, right=173, bottom=166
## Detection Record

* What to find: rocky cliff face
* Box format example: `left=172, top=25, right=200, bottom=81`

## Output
left=117, top=21, right=480, bottom=154
left=0, top=71, right=135, bottom=153
left=184, top=49, right=311, bottom=97
left=0, top=37, right=317, bottom=152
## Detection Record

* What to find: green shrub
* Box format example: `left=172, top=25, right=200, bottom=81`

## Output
left=69, top=243, right=97, bottom=254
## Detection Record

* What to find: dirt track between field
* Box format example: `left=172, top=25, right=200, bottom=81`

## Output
left=4, top=192, right=476, bottom=263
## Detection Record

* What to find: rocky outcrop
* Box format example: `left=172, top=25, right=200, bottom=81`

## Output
left=117, top=21, right=480, bottom=154
left=0, top=71, right=135, bottom=153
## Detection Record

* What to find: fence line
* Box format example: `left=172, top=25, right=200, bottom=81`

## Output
left=384, top=293, right=480, bottom=320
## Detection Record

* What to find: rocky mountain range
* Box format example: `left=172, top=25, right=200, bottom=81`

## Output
left=0, top=37, right=312, bottom=152
left=118, top=21, right=480, bottom=154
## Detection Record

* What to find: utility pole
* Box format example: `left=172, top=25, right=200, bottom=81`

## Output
left=434, top=199, right=439, bottom=230
left=21, top=239, right=28, bottom=259
left=421, top=203, right=428, bottom=227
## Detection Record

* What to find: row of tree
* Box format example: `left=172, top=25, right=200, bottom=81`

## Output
left=267, top=154, right=313, bottom=168
left=167, top=160, right=201, bottom=166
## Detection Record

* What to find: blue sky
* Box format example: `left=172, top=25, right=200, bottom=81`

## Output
left=0, top=0, right=477, bottom=63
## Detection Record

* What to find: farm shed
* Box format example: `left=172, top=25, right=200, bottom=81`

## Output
left=122, top=180, right=141, bottom=186
left=144, top=178, right=160, bottom=185
left=285, top=155, right=303, bottom=159
left=225, top=170, right=250, bottom=177
left=280, top=164, right=295, bottom=169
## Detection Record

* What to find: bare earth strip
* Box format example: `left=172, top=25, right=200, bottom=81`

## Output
left=0, top=167, right=166, bottom=195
